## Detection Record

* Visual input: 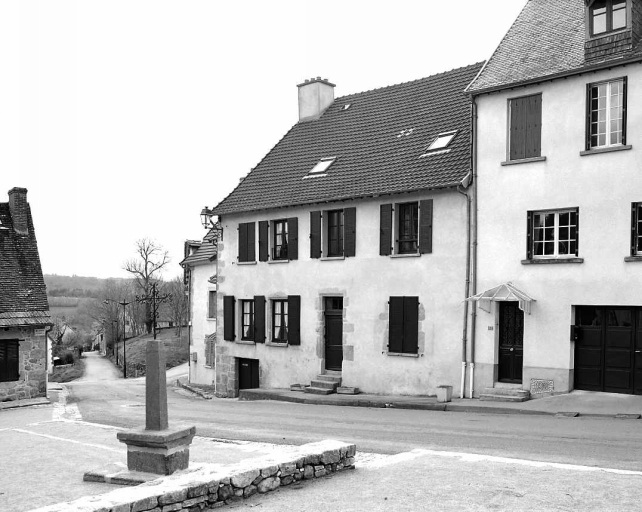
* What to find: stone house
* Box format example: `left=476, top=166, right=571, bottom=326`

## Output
left=181, top=228, right=218, bottom=386
left=467, top=0, right=642, bottom=397
left=0, top=188, right=51, bottom=402
left=209, top=64, right=483, bottom=397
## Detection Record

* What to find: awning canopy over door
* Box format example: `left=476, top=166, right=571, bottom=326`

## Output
left=466, top=282, right=536, bottom=315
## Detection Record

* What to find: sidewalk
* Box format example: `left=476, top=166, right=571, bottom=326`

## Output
left=236, top=387, right=642, bottom=418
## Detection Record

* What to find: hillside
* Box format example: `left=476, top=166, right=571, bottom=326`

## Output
left=44, top=274, right=129, bottom=299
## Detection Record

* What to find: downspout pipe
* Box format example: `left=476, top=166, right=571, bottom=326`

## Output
left=469, top=96, right=479, bottom=399
left=456, top=183, right=471, bottom=399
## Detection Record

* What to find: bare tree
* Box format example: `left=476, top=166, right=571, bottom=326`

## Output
left=123, top=239, right=170, bottom=333
left=166, top=276, right=189, bottom=337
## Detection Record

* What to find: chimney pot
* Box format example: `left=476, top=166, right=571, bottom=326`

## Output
left=7, top=187, right=29, bottom=235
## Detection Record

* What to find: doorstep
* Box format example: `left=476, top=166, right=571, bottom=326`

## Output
left=0, top=396, right=50, bottom=410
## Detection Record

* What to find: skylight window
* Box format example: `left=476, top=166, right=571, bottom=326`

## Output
left=304, top=157, right=336, bottom=179
left=342, top=104, right=351, bottom=111
left=426, top=130, right=457, bottom=151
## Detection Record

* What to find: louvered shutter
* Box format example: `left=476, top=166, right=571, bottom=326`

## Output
left=310, top=211, right=321, bottom=258
left=622, top=77, right=628, bottom=145
left=526, top=211, right=533, bottom=260
left=344, top=207, right=356, bottom=257
left=380, top=204, right=392, bottom=256
left=246, top=222, right=255, bottom=262
left=388, top=297, right=404, bottom=353
left=258, top=221, right=269, bottom=262
left=288, top=217, right=298, bottom=260
left=287, top=295, right=301, bottom=345
left=403, top=297, right=419, bottom=354
left=632, top=203, right=638, bottom=256
left=238, top=223, right=247, bottom=262
left=223, top=296, right=235, bottom=341
left=510, top=97, right=526, bottom=160
left=526, top=94, right=542, bottom=159
left=254, top=296, right=266, bottom=343
left=419, top=199, right=433, bottom=254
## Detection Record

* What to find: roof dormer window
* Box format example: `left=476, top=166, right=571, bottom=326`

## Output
left=590, top=0, right=626, bottom=36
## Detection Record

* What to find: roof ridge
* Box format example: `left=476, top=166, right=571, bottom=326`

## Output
left=465, top=0, right=530, bottom=93
left=336, top=62, right=486, bottom=101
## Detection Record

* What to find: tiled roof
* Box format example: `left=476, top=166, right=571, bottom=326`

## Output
left=0, top=311, right=51, bottom=327
left=0, top=201, right=50, bottom=318
left=181, top=227, right=219, bottom=267
left=213, top=63, right=484, bottom=216
left=467, top=0, right=642, bottom=93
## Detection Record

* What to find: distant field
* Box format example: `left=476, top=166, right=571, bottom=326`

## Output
left=113, top=328, right=188, bottom=377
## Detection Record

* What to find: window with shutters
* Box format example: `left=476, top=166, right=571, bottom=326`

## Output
left=587, top=78, right=626, bottom=149
left=238, top=222, right=256, bottom=263
left=527, top=208, right=579, bottom=259
left=272, top=220, right=288, bottom=260
left=208, top=291, right=216, bottom=319
left=310, top=208, right=356, bottom=259
left=388, top=297, right=419, bottom=355
left=0, top=340, right=19, bottom=382
left=272, top=300, right=288, bottom=343
left=632, top=202, right=642, bottom=256
left=508, top=94, right=542, bottom=161
left=380, top=200, right=432, bottom=256
left=259, top=217, right=298, bottom=262
left=590, top=0, right=627, bottom=36
left=241, top=300, right=254, bottom=341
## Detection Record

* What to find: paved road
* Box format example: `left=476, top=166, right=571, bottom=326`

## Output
left=67, top=356, right=642, bottom=473
left=75, top=351, right=122, bottom=382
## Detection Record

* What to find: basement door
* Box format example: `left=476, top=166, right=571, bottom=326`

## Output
left=498, top=301, right=524, bottom=383
left=575, top=307, right=642, bottom=394
left=324, top=297, right=343, bottom=371
left=238, top=358, right=259, bottom=390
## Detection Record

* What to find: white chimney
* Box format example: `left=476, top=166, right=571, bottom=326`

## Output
left=297, top=77, right=335, bottom=122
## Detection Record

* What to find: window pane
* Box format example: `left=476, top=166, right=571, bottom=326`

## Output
left=637, top=204, right=642, bottom=253
left=613, top=1, right=626, bottom=30
left=608, top=309, right=632, bottom=327
left=579, top=307, right=602, bottom=327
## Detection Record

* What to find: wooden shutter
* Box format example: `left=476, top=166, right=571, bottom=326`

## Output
left=419, top=199, right=433, bottom=254
left=632, top=203, right=638, bottom=256
left=238, top=223, right=247, bottom=262
left=287, top=295, right=301, bottom=345
left=388, top=297, right=404, bottom=353
left=310, top=211, right=321, bottom=258
left=344, top=207, right=356, bottom=257
left=288, top=217, right=298, bottom=260
left=403, top=297, right=419, bottom=354
left=509, top=97, right=526, bottom=160
left=246, top=222, right=255, bottom=262
left=0, top=340, right=19, bottom=382
left=208, top=291, right=216, bottom=318
left=622, top=77, right=628, bottom=145
left=223, top=296, right=235, bottom=341
left=258, top=221, right=269, bottom=262
left=526, top=211, right=533, bottom=260
left=526, top=94, right=541, bottom=159
left=380, top=204, right=392, bottom=256
left=254, top=295, right=266, bottom=343
left=586, top=84, right=592, bottom=150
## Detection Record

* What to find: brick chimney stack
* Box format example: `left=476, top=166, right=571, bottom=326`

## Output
left=297, top=77, right=335, bottom=122
left=8, top=187, right=29, bottom=235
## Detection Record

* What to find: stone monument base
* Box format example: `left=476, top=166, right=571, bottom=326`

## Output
left=117, top=426, right=196, bottom=475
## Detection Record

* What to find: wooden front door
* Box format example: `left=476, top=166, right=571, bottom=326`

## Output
left=324, top=297, right=343, bottom=371
left=498, top=302, right=524, bottom=383
left=238, top=358, right=259, bottom=390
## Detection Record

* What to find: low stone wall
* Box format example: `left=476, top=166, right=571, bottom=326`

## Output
left=30, top=440, right=356, bottom=512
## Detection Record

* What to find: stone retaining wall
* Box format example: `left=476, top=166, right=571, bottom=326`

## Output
left=30, top=440, right=356, bottom=512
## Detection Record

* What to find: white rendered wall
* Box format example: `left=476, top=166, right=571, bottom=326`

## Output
left=474, top=65, right=642, bottom=394
left=188, top=262, right=217, bottom=385
left=216, top=189, right=470, bottom=396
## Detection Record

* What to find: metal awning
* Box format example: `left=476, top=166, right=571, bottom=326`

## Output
left=466, top=282, right=536, bottom=314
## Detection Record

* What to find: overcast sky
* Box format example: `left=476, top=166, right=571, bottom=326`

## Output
left=1, top=0, right=526, bottom=280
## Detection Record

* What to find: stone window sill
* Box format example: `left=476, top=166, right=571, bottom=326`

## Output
left=266, top=341, right=289, bottom=348
left=501, top=156, right=547, bottom=166
left=321, top=256, right=345, bottom=261
left=624, top=256, right=642, bottom=262
left=521, top=258, right=584, bottom=265
left=267, top=259, right=289, bottom=264
left=236, top=340, right=255, bottom=345
left=237, top=261, right=257, bottom=266
left=386, top=352, right=420, bottom=358
left=580, top=145, right=632, bottom=156
left=390, top=253, right=421, bottom=259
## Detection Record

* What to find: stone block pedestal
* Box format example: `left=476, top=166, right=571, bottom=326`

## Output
left=117, top=426, right=196, bottom=475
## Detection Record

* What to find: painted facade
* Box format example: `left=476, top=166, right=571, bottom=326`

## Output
left=469, top=0, right=642, bottom=396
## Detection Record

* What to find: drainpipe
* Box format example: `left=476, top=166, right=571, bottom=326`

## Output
left=456, top=183, right=471, bottom=399
left=469, top=96, right=479, bottom=399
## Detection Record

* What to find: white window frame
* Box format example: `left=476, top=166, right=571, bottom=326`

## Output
left=634, top=202, right=642, bottom=256
left=589, top=78, right=624, bottom=149
left=532, top=209, right=579, bottom=259
left=392, top=201, right=419, bottom=255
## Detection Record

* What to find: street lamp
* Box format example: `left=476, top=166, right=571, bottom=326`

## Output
left=200, top=206, right=214, bottom=229
left=104, top=299, right=132, bottom=378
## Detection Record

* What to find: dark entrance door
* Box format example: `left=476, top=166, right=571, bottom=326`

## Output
left=324, top=297, right=343, bottom=371
left=576, top=307, right=639, bottom=394
left=498, top=301, right=524, bottom=383
left=238, top=358, right=259, bottom=390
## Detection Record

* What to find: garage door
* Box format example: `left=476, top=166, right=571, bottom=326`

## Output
left=575, top=307, right=642, bottom=395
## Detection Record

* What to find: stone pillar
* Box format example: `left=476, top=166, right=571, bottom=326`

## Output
left=117, top=339, right=195, bottom=475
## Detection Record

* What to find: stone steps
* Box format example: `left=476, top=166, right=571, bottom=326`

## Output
left=479, top=386, right=530, bottom=402
left=302, top=374, right=342, bottom=395
left=310, top=379, right=339, bottom=391
left=304, top=386, right=334, bottom=395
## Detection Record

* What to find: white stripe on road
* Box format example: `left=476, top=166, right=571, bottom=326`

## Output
left=11, top=428, right=122, bottom=453
left=357, top=448, right=642, bottom=476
